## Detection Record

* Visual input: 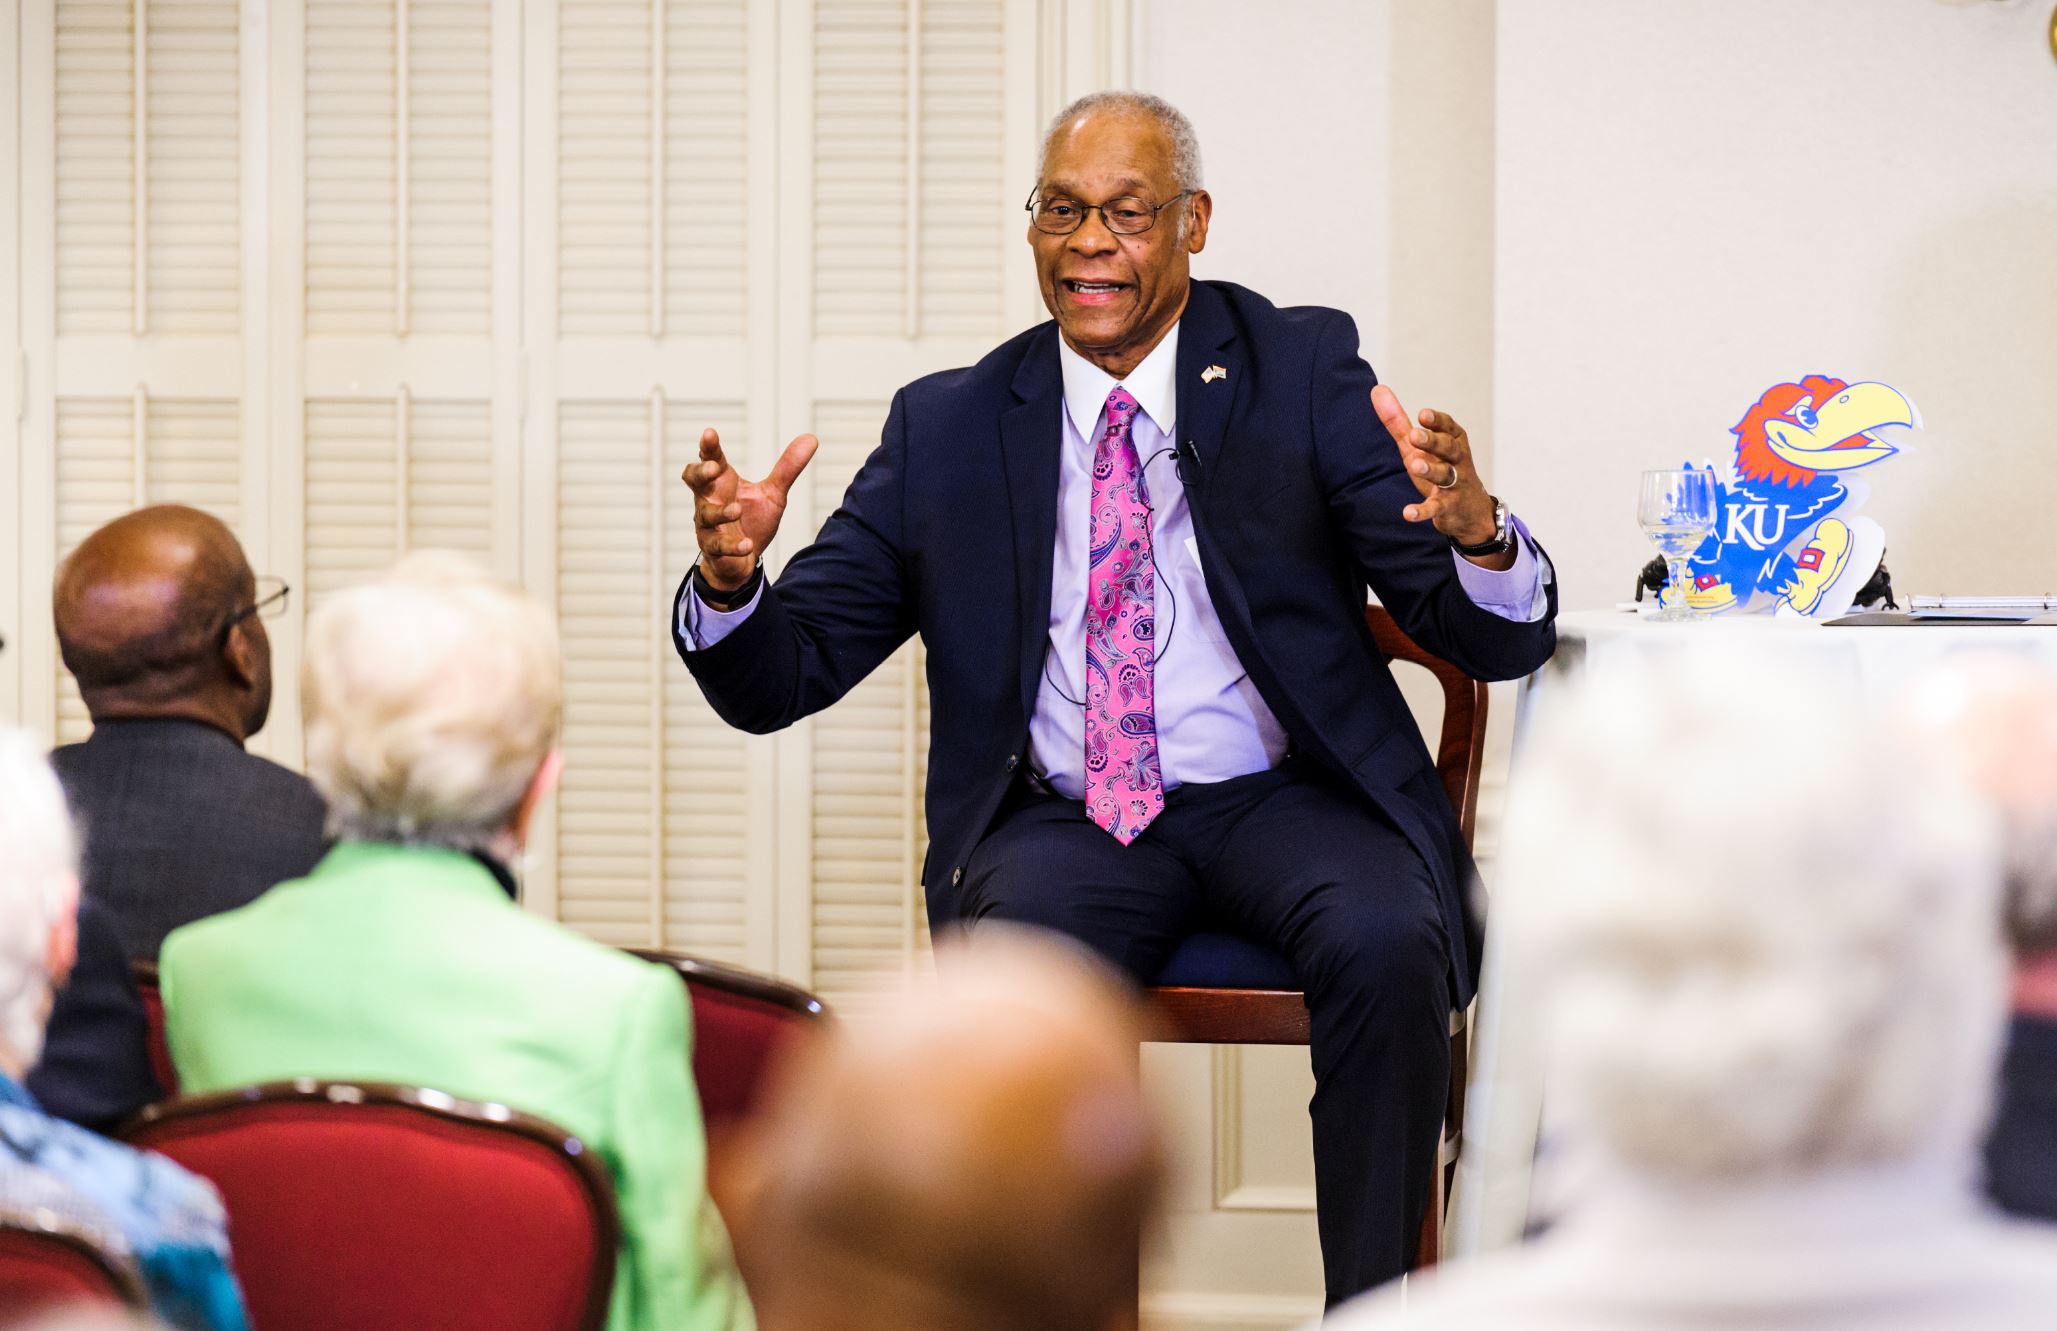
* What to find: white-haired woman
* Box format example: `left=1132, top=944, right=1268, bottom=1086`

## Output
left=0, top=729, right=248, bottom=1331
left=1325, top=654, right=2057, bottom=1330
left=161, top=554, right=752, bottom=1331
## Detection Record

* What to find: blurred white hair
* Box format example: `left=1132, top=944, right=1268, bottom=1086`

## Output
left=1501, top=649, right=2008, bottom=1182
left=302, top=551, right=561, bottom=853
left=1898, top=654, right=2057, bottom=953
left=0, top=728, right=78, bottom=1069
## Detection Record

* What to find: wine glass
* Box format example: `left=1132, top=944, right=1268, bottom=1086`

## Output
left=1637, top=468, right=1718, bottom=622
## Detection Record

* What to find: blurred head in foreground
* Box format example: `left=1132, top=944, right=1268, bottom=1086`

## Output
left=1504, top=655, right=2005, bottom=1187
left=730, top=928, right=1163, bottom=1331
left=302, top=551, right=563, bottom=859
left=1901, top=654, right=2057, bottom=1227
left=1321, top=655, right=2057, bottom=1330
left=1899, top=654, right=2057, bottom=956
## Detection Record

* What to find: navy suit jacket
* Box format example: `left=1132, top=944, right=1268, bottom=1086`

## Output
left=676, top=280, right=1557, bottom=1001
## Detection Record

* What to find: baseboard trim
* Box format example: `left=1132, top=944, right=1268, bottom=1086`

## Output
left=1140, top=1291, right=1326, bottom=1331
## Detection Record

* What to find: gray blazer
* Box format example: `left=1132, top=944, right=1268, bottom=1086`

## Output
left=52, top=718, right=328, bottom=959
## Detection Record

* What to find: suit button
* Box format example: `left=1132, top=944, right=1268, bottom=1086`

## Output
left=951, top=867, right=964, bottom=887
left=1006, top=754, right=1019, bottom=772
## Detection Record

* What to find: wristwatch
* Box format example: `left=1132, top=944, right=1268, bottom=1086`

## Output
left=1451, top=496, right=1513, bottom=559
left=692, top=560, right=763, bottom=611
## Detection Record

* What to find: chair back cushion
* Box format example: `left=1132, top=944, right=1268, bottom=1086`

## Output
left=126, top=1083, right=617, bottom=1331
left=131, top=962, right=180, bottom=1095
left=625, top=951, right=826, bottom=1134
left=0, top=1216, right=142, bottom=1317
left=689, top=985, right=816, bottom=1131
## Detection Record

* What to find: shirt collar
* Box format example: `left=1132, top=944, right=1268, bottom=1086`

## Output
left=1057, top=322, right=1179, bottom=442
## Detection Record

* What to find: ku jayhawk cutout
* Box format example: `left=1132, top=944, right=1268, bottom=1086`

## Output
left=1681, top=375, right=1917, bottom=618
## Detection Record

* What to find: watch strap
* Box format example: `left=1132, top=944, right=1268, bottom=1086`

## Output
left=692, top=561, right=763, bottom=611
left=1451, top=497, right=1512, bottom=558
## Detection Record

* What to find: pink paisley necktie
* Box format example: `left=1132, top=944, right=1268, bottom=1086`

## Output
left=1084, top=386, right=1164, bottom=844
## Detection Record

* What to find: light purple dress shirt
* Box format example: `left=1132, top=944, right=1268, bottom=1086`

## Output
left=680, top=320, right=1551, bottom=799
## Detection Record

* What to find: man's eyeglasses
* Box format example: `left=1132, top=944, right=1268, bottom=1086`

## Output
left=1026, top=189, right=1193, bottom=236
left=221, top=577, right=291, bottom=639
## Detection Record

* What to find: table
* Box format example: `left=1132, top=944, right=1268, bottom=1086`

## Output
left=1445, top=608, right=2057, bottom=1258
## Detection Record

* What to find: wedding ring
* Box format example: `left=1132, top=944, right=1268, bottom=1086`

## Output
left=1436, top=465, right=1460, bottom=490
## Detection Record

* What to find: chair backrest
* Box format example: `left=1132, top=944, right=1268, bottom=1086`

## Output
left=627, top=950, right=828, bottom=1134
left=124, top=1080, right=619, bottom=1331
left=130, top=959, right=179, bottom=1097
left=1365, top=604, right=1491, bottom=849
left=0, top=1209, right=147, bottom=1319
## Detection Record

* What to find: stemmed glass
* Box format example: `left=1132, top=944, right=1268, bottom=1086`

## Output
left=1637, top=468, right=1718, bottom=622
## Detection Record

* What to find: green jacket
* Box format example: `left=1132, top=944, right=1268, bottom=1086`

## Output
left=161, top=841, right=753, bottom=1331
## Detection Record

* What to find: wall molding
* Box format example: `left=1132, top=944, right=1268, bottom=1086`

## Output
left=1210, top=1047, right=1318, bottom=1213
left=1142, top=1292, right=1325, bottom=1331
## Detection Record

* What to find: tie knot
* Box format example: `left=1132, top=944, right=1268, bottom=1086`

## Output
left=1104, top=386, right=1140, bottom=427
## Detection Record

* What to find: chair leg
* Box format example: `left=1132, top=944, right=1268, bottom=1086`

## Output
left=1412, top=1128, right=1446, bottom=1269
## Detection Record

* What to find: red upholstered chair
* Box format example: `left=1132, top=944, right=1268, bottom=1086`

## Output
left=130, top=959, right=178, bottom=1096
left=1145, top=604, right=1489, bottom=1270
left=123, top=1080, right=619, bottom=1331
left=625, top=950, right=829, bottom=1138
left=0, top=1208, right=147, bottom=1318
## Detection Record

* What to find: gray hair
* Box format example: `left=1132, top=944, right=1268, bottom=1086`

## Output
left=1038, top=90, right=1204, bottom=195
left=0, top=729, right=78, bottom=1069
left=1501, top=647, right=2008, bottom=1185
left=302, top=551, right=561, bottom=855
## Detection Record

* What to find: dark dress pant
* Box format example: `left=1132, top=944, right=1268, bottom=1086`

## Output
left=956, top=758, right=1451, bottom=1305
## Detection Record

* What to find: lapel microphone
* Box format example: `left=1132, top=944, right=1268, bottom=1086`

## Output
left=1174, top=439, right=1202, bottom=486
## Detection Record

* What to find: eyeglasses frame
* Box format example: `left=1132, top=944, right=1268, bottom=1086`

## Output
left=1024, top=187, right=1195, bottom=237
left=218, top=577, right=291, bottom=646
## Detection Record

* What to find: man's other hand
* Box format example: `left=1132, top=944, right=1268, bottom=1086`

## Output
left=1370, top=385, right=1508, bottom=566
left=682, top=427, right=819, bottom=591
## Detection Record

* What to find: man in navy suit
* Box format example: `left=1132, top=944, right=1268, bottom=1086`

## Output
left=675, top=91, right=1557, bottom=1303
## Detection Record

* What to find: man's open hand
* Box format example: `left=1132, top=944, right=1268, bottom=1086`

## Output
left=682, top=427, right=819, bottom=591
left=1371, top=385, right=1505, bottom=563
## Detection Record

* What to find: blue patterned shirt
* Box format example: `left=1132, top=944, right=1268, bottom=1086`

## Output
left=0, top=1073, right=248, bottom=1331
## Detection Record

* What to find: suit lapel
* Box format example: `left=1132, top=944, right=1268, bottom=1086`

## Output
left=1174, top=281, right=1242, bottom=497
left=999, top=327, right=1064, bottom=724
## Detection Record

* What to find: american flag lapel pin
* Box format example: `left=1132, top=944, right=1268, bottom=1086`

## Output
left=1201, top=364, right=1227, bottom=384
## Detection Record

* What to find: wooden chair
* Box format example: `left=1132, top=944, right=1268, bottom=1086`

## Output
left=124, top=1080, right=620, bottom=1331
left=0, top=1207, right=148, bottom=1318
left=1145, top=604, right=1489, bottom=1270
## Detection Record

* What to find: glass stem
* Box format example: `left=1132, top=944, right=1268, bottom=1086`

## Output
left=1666, top=555, right=1693, bottom=614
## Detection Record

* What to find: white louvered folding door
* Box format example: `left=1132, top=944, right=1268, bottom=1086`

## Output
left=19, top=0, right=253, bottom=744
left=775, top=0, right=1039, bottom=1008
left=522, top=0, right=774, bottom=966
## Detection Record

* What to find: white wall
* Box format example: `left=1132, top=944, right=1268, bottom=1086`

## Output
left=1497, top=0, right=2057, bottom=610
left=1132, top=0, right=1498, bottom=466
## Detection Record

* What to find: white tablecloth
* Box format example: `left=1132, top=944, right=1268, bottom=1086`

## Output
left=1446, top=608, right=2057, bottom=1257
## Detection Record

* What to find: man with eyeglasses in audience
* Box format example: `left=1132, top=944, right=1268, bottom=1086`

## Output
left=29, top=506, right=326, bottom=1133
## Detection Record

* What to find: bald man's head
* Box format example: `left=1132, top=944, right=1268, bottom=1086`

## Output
left=53, top=506, right=272, bottom=740
left=733, top=930, right=1164, bottom=1331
